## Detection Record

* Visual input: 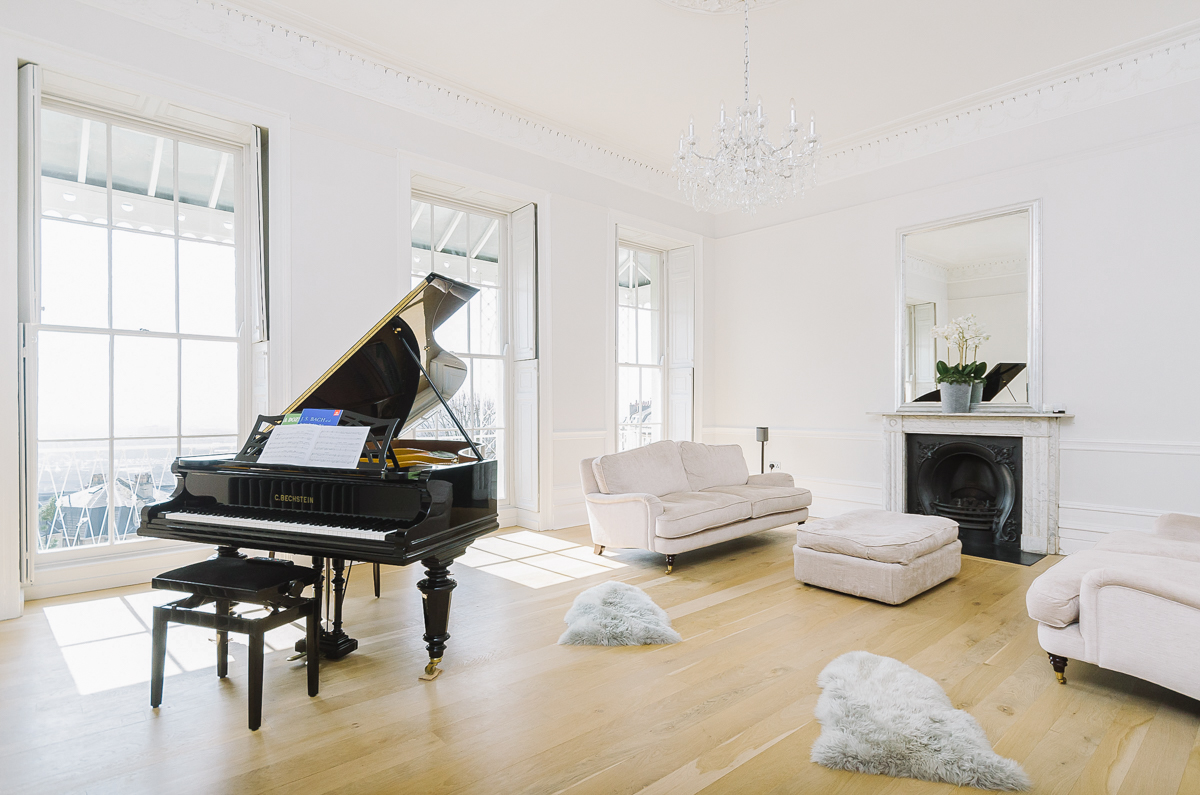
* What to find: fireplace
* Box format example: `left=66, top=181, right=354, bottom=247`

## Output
left=905, top=433, right=1033, bottom=563
left=881, top=411, right=1065, bottom=559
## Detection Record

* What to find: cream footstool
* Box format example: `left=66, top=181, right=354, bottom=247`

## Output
left=793, top=509, right=962, bottom=605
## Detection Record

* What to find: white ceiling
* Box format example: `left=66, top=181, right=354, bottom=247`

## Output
left=236, top=0, right=1200, bottom=172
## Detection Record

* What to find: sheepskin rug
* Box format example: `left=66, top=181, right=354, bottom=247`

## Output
left=557, top=581, right=682, bottom=646
left=812, top=651, right=1031, bottom=791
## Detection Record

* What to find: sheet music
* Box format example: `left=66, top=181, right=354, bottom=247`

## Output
left=257, top=424, right=321, bottom=466
left=306, top=425, right=371, bottom=469
left=256, top=424, right=370, bottom=469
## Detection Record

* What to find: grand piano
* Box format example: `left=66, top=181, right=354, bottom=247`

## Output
left=138, top=273, right=498, bottom=679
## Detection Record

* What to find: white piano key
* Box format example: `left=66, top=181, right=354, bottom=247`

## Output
left=160, top=511, right=389, bottom=541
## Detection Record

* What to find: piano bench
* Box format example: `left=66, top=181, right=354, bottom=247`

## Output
left=149, top=556, right=321, bottom=731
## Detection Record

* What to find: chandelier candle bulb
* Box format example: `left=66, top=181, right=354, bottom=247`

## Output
left=790, top=100, right=797, bottom=126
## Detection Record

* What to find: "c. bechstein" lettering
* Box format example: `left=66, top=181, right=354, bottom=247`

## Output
left=274, top=494, right=314, bottom=504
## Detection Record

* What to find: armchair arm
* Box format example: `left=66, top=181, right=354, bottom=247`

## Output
left=747, top=472, right=794, bottom=487
left=1079, top=565, right=1200, bottom=694
left=1153, top=512, right=1200, bottom=544
left=584, top=492, right=663, bottom=550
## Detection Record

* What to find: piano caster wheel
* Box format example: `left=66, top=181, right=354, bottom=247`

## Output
left=665, top=555, right=674, bottom=574
left=420, top=658, right=443, bottom=681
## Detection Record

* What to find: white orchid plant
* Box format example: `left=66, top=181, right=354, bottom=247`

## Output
left=931, top=314, right=991, bottom=385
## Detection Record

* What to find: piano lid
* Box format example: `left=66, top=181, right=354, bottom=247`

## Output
left=286, top=274, right=479, bottom=436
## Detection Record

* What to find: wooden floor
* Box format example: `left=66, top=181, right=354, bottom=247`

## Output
left=4, top=525, right=1200, bottom=795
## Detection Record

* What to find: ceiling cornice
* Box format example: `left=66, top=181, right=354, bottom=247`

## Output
left=655, top=0, right=789, bottom=14
left=77, top=0, right=1200, bottom=209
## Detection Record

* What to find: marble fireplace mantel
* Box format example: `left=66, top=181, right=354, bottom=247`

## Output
left=877, top=411, right=1072, bottom=555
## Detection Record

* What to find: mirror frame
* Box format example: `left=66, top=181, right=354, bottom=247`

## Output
left=895, top=200, right=1042, bottom=413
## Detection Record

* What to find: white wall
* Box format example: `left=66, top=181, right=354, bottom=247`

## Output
left=0, top=0, right=709, bottom=612
left=704, top=77, right=1200, bottom=547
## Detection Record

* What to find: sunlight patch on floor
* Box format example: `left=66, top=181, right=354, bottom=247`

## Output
left=43, top=592, right=305, bottom=696
left=457, top=530, right=626, bottom=588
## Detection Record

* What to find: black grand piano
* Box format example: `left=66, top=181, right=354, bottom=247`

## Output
left=138, top=273, right=498, bottom=679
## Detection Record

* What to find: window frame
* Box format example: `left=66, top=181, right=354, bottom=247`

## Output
left=23, top=96, right=260, bottom=565
left=615, top=242, right=668, bottom=452
left=408, top=191, right=514, bottom=506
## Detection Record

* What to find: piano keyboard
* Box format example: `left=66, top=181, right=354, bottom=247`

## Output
left=161, top=511, right=394, bottom=542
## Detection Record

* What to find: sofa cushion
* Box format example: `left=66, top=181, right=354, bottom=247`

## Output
left=591, top=441, right=690, bottom=497
left=680, top=441, right=749, bottom=491
left=703, top=484, right=812, bottom=518
left=1094, top=530, right=1200, bottom=562
left=656, top=492, right=752, bottom=539
left=794, top=509, right=958, bottom=565
left=1025, top=549, right=1200, bottom=628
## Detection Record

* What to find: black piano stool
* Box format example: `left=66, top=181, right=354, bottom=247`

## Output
left=149, top=555, right=321, bottom=731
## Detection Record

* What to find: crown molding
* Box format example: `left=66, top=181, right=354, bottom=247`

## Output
left=74, top=1, right=1200, bottom=208
left=79, top=0, right=677, bottom=198
left=817, top=19, right=1200, bottom=183
left=906, top=253, right=1027, bottom=283
left=656, top=0, right=789, bottom=14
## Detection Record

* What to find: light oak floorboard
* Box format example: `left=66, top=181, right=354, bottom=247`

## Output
left=3, top=525, right=1199, bottom=794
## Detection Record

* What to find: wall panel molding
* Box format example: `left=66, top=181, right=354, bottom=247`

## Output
left=1060, top=438, right=1200, bottom=456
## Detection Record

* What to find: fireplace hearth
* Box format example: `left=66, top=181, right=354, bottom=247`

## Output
left=905, top=433, right=1043, bottom=565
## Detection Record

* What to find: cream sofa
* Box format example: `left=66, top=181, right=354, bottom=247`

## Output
left=1026, top=512, right=1200, bottom=699
left=580, top=440, right=811, bottom=572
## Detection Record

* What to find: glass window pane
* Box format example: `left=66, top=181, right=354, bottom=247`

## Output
left=114, top=336, right=177, bottom=436
left=469, top=214, right=499, bottom=265
left=637, top=309, right=658, bottom=365
left=111, top=126, right=175, bottom=233
left=38, top=331, right=109, bottom=440
left=112, top=231, right=175, bottom=332
left=42, top=177, right=108, bottom=225
left=411, top=201, right=431, bottom=250
left=181, top=436, right=239, bottom=458
left=641, top=368, right=661, bottom=424
left=471, top=358, right=504, bottom=430
left=181, top=340, right=238, bottom=435
left=36, top=439, right=110, bottom=551
left=434, top=207, right=467, bottom=256
left=412, top=249, right=430, bottom=278
left=40, top=220, right=108, bottom=328
left=469, top=287, right=502, bottom=355
left=471, top=257, right=500, bottom=287
left=177, top=141, right=226, bottom=210
left=439, top=302, right=468, bottom=353
left=40, top=109, right=87, bottom=183
left=179, top=241, right=236, bottom=336
left=618, top=366, right=639, bottom=425
left=618, top=307, right=636, bottom=364
left=179, top=205, right=235, bottom=243
left=112, top=438, right=178, bottom=543
left=435, top=252, right=469, bottom=282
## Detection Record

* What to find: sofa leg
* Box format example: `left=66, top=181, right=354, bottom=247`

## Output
left=594, top=545, right=604, bottom=555
left=1048, top=653, right=1068, bottom=684
left=665, top=555, right=674, bottom=574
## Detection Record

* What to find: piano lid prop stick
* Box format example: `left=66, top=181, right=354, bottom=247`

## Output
left=400, top=339, right=484, bottom=462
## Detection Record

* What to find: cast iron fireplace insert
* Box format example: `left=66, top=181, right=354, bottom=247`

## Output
left=905, top=433, right=1044, bottom=565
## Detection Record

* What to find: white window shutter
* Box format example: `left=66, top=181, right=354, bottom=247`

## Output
left=511, top=203, right=537, bottom=361
left=510, top=204, right=538, bottom=519
left=667, top=246, right=695, bottom=442
left=17, top=64, right=41, bottom=586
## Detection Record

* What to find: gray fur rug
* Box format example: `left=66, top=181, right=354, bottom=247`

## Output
left=812, top=651, right=1031, bottom=791
left=558, top=581, right=682, bottom=646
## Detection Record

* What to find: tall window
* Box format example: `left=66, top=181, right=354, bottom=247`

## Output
left=617, top=246, right=664, bottom=451
left=409, top=198, right=508, bottom=501
left=30, top=104, right=247, bottom=555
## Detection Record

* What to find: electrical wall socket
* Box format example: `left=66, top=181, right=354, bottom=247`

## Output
left=768, top=461, right=782, bottom=471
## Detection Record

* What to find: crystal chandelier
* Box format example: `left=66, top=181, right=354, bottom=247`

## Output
left=672, top=0, right=820, bottom=213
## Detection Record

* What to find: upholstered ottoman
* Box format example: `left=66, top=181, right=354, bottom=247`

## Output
left=793, top=509, right=962, bottom=605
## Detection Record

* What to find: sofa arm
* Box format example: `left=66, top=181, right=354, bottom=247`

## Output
left=1153, top=512, right=1200, bottom=544
left=1078, top=566, right=1200, bottom=698
left=584, top=492, right=663, bottom=550
left=747, top=472, right=794, bottom=488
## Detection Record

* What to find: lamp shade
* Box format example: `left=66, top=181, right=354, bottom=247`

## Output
left=755, top=427, right=769, bottom=443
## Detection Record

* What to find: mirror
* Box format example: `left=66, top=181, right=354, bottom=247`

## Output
left=901, top=207, right=1034, bottom=406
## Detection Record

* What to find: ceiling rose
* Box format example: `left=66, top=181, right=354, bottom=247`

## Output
left=657, top=0, right=788, bottom=13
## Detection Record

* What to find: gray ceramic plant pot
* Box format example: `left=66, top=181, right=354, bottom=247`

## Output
left=970, top=380, right=984, bottom=404
left=941, top=382, right=972, bottom=413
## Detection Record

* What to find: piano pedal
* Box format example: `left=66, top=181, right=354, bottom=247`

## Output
left=419, top=658, right=443, bottom=681
left=287, top=651, right=307, bottom=662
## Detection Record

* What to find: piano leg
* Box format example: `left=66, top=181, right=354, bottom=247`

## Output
left=373, top=562, right=381, bottom=599
left=417, top=557, right=457, bottom=680
left=320, top=558, right=360, bottom=660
